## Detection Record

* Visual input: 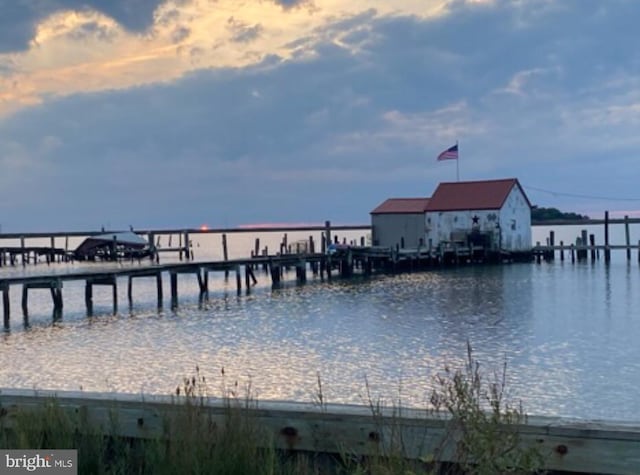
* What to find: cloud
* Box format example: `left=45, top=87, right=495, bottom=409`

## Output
left=0, top=0, right=164, bottom=53
left=227, top=17, right=263, bottom=43
left=272, top=0, right=314, bottom=10
left=1, top=0, right=640, bottom=229
left=0, top=0, right=457, bottom=117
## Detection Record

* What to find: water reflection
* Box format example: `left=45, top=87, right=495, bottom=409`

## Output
left=1, top=259, right=640, bottom=421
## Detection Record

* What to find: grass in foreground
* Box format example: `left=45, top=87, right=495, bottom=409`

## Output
left=0, top=349, right=546, bottom=475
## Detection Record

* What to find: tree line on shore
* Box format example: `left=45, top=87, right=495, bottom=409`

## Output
left=531, top=206, right=589, bottom=222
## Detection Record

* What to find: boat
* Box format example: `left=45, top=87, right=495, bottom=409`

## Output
left=74, top=231, right=152, bottom=261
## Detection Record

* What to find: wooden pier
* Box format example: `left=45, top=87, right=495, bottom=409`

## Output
left=532, top=212, right=640, bottom=263
left=3, top=211, right=639, bottom=326
left=1, top=388, right=639, bottom=475
left=0, top=243, right=516, bottom=328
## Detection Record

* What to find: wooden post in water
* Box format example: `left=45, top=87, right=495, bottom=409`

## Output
left=2, top=284, right=10, bottom=328
left=20, top=236, right=25, bottom=266
left=51, top=282, right=63, bottom=311
left=296, top=262, right=307, bottom=283
left=570, top=244, right=575, bottom=263
left=235, top=267, right=242, bottom=295
left=579, top=230, right=588, bottom=261
left=254, top=238, right=260, bottom=269
left=604, top=211, right=611, bottom=263
left=222, top=234, right=229, bottom=279
left=262, top=247, right=269, bottom=272
left=201, top=270, right=209, bottom=295
left=244, top=265, right=251, bottom=294
left=170, top=273, right=178, bottom=308
left=269, top=263, right=280, bottom=285
left=112, top=280, right=118, bottom=314
left=324, top=221, right=332, bottom=249
left=184, top=231, right=191, bottom=260
left=85, top=282, right=93, bottom=315
left=309, top=236, right=317, bottom=275
left=156, top=273, right=163, bottom=308
left=127, top=277, right=133, bottom=304
left=148, top=233, right=155, bottom=261
left=549, top=231, right=555, bottom=261
left=560, top=241, right=564, bottom=261
left=589, top=235, right=596, bottom=262
left=625, top=215, right=631, bottom=261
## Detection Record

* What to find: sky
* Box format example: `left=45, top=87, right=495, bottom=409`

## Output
left=0, top=0, right=639, bottom=232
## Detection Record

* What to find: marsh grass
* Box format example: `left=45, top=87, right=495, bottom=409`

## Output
left=429, top=343, right=546, bottom=475
left=0, top=350, right=546, bottom=475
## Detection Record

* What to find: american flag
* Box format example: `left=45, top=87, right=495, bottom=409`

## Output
left=437, top=144, right=458, bottom=161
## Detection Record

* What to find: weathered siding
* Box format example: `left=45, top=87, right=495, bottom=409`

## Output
left=371, top=214, right=425, bottom=248
left=498, top=185, right=531, bottom=251
left=424, top=185, right=531, bottom=251
left=425, top=210, right=501, bottom=248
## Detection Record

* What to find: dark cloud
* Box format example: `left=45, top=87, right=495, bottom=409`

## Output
left=68, top=21, right=119, bottom=41
left=171, top=26, right=190, bottom=43
left=227, top=17, right=263, bottom=44
left=1, top=0, right=639, bottom=230
left=0, top=0, right=163, bottom=52
left=272, top=0, right=312, bottom=9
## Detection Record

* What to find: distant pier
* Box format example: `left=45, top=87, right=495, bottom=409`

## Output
left=532, top=212, right=640, bottom=263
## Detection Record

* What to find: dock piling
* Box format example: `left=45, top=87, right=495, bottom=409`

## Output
left=222, top=234, right=229, bottom=279
left=625, top=215, right=631, bottom=261
left=170, top=273, right=178, bottom=308
left=604, top=211, right=611, bottom=263
left=2, top=284, right=10, bottom=328
left=324, top=221, right=331, bottom=250
left=156, top=274, right=163, bottom=308
left=85, top=282, right=93, bottom=315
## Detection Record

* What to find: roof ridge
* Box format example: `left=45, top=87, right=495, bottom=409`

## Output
left=439, top=178, right=517, bottom=185
left=385, top=197, right=430, bottom=200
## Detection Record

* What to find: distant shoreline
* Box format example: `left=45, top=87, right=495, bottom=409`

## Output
left=0, top=218, right=639, bottom=239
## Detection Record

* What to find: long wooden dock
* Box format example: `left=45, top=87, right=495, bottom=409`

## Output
left=1, top=388, right=639, bottom=474
left=0, top=243, right=517, bottom=328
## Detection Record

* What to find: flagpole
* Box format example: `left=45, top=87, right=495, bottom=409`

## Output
left=456, top=140, right=460, bottom=182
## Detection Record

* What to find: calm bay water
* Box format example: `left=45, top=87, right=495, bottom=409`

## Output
left=1, top=224, right=640, bottom=422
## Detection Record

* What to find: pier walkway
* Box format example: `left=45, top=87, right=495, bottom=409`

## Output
left=0, top=243, right=513, bottom=328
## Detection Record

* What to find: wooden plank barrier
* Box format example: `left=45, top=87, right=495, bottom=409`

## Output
left=0, top=389, right=638, bottom=474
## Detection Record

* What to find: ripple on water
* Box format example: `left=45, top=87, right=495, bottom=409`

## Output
left=1, top=262, right=640, bottom=421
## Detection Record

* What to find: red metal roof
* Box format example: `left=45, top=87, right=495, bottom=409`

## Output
left=371, top=198, right=431, bottom=214
left=425, top=178, right=530, bottom=212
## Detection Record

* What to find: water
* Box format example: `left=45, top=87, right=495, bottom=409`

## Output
left=1, top=224, right=640, bottom=422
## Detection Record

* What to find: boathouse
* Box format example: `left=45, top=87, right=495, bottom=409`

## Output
left=370, top=198, right=430, bottom=248
left=371, top=178, right=531, bottom=252
left=425, top=178, right=531, bottom=252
